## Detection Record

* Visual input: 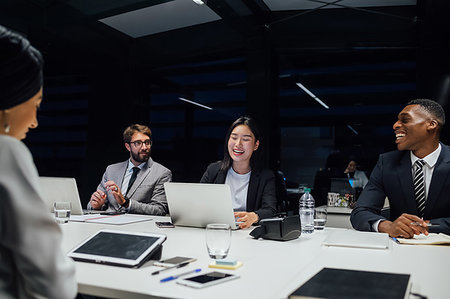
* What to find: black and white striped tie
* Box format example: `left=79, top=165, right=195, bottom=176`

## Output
left=413, top=159, right=426, bottom=217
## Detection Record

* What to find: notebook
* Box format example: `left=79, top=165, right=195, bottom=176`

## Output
left=164, top=182, right=238, bottom=229
left=394, top=233, right=450, bottom=245
left=39, top=176, right=84, bottom=215
left=289, top=268, right=411, bottom=299
left=322, top=230, right=390, bottom=250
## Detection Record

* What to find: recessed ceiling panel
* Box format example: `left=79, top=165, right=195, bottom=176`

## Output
left=99, top=0, right=221, bottom=38
left=263, top=0, right=416, bottom=11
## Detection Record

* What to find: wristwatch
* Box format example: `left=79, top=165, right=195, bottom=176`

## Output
left=121, top=197, right=130, bottom=208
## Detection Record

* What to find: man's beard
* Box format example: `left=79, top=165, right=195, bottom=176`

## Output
left=131, top=150, right=150, bottom=163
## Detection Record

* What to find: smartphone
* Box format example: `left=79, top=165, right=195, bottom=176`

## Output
left=153, top=256, right=196, bottom=268
left=176, top=271, right=239, bottom=288
left=155, top=221, right=175, bottom=228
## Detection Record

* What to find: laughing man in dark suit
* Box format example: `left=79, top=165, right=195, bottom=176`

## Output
left=351, top=99, right=450, bottom=238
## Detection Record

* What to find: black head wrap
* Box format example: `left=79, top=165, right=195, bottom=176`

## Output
left=0, top=25, right=43, bottom=110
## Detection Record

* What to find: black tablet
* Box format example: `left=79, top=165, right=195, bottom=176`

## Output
left=68, top=229, right=166, bottom=268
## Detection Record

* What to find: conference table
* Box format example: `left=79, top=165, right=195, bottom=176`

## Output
left=61, top=215, right=450, bottom=299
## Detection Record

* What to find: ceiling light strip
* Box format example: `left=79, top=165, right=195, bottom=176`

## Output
left=178, top=97, right=213, bottom=110
left=346, top=125, right=358, bottom=135
left=296, top=82, right=330, bottom=109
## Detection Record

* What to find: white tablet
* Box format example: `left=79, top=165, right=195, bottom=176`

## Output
left=68, top=229, right=166, bottom=268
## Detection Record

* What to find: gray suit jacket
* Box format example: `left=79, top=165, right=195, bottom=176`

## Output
left=94, top=158, right=171, bottom=215
left=351, top=143, right=450, bottom=235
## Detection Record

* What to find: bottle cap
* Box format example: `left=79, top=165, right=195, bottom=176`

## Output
left=304, top=188, right=311, bottom=192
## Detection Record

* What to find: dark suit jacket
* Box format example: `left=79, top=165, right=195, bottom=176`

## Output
left=351, top=144, right=450, bottom=235
left=200, top=161, right=277, bottom=220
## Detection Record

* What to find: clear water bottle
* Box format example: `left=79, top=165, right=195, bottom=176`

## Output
left=299, top=188, right=315, bottom=234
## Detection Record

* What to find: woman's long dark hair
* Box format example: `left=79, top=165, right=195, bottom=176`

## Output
left=220, top=116, right=263, bottom=172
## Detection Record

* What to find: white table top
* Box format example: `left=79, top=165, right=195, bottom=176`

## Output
left=61, top=215, right=450, bottom=299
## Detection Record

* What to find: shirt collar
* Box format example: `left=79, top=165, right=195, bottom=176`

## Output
left=127, top=160, right=146, bottom=172
left=410, top=143, right=441, bottom=168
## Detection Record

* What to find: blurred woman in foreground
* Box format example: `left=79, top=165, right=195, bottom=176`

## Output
left=0, top=25, right=77, bottom=298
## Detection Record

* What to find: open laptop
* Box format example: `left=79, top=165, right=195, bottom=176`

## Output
left=164, top=182, right=238, bottom=229
left=39, top=176, right=84, bottom=215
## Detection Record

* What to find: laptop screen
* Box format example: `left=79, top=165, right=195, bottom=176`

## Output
left=39, top=177, right=84, bottom=215
left=164, top=182, right=238, bottom=229
left=330, top=178, right=354, bottom=195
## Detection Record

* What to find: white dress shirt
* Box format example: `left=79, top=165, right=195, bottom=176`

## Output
left=121, top=160, right=146, bottom=196
left=410, top=143, right=441, bottom=200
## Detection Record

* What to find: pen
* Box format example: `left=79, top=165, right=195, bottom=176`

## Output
left=410, top=222, right=440, bottom=227
left=151, top=261, right=190, bottom=275
left=160, top=268, right=201, bottom=282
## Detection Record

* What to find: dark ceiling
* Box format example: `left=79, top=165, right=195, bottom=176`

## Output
left=1, top=1, right=440, bottom=113
left=1, top=0, right=450, bottom=192
left=2, top=0, right=449, bottom=137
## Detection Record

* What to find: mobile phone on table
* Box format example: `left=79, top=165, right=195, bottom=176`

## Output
left=155, top=221, right=174, bottom=228
left=176, top=271, right=239, bottom=288
left=153, top=256, right=196, bottom=268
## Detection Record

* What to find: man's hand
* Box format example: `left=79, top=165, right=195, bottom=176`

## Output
left=234, top=212, right=259, bottom=229
left=378, top=213, right=429, bottom=238
left=89, top=190, right=107, bottom=210
left=104, top=180, right=127, bottom=207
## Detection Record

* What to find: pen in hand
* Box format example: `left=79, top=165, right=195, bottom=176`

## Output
left=410, top=222, right=440, bottom=227
left=160, top=268, right=201, bottom=282
left=151, top=261, right=190, bottom=275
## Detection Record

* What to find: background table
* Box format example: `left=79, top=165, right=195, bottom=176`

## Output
left=322, top=205, right=353, bottom=229
left=61, top=215, right=450, bottom=299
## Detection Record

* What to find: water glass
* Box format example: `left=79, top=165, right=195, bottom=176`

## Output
left=54, top=202, right=71, bottom=224
left=314, top=207, right=327, bottom=230
left=206, top=223, right=231, bottom=259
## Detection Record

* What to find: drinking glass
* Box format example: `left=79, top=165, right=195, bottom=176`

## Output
left=54, top=202, right=71, bottom=224
left=314, top=207, right=327, bottom=230
left=206, top=223, right=231, bottom=259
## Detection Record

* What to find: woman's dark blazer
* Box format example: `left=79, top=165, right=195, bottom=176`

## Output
left=200, top=161, right=277, bottom=220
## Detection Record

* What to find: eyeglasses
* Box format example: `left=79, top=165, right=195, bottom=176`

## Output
left=129, top=139, right=152, bottom=148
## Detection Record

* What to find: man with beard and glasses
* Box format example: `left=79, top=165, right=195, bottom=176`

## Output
left=351, top=99, right=450, bottom=238
left=88, top=124, right=171, bottom=215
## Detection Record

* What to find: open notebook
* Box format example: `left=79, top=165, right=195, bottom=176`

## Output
left=395, top=233, right=450, bottom=245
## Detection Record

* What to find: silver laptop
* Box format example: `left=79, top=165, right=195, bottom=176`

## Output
left=164, top=182, right=238, bottom=229
left=39, top=177, right=84, bottom=215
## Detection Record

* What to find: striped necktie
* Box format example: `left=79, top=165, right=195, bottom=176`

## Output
left=413, top=160, right=426, bottom=217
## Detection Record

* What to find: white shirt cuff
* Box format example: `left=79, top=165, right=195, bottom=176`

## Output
left=372, top=219, right=383, bottom=232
